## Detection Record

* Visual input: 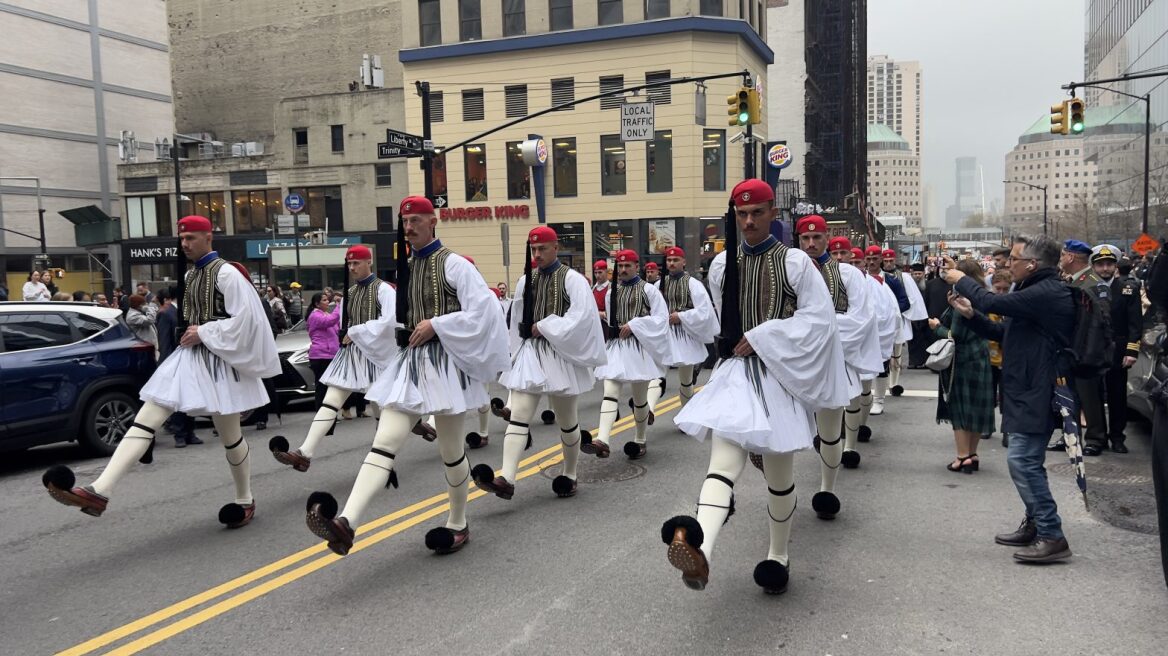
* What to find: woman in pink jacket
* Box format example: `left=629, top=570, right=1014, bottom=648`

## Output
left=307, top=292, right=341, bottom=432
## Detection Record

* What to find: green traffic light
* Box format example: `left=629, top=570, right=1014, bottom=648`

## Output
left=1071, top=122, right=1084, bottom=133
left=738, top=111, right=750, bottom=123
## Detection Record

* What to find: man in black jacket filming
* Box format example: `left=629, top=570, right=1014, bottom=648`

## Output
left=940, top=234, right=1074, bottom=564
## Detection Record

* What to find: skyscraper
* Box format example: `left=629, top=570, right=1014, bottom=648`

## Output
left=946, top=156, right=982, bottom=229
left=867, top=55, right=922, bottom=157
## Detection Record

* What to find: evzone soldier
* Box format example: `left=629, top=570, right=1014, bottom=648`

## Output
left=270, top=245, right=433, bottom=472
left=304, top=196, right=509, bottom=556
left=863, top=245, right=905, bottom=416
left=44, top=216, right=280, bottom=528
left=471, top=226, right=606, bottom=500
left=582, top=249, right=671, bottom=460
left=828, top=238, right=886, bottom=470
left=662, top=180, right=850, bottom=594
left=643, top=246, right=719, bottom=418
left=882, top=249, right=927, bottom=397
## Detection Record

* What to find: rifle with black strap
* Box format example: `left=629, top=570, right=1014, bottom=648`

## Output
left=395, top=215, right=412, bottom=348
left=716, top=200, right=741, bottom=360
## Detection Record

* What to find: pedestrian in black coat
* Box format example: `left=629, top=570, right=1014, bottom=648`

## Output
left=1145, top=249, right=1168, bottom=586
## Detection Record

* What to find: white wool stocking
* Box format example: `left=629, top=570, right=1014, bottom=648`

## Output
left=549, top=395, right=581, bottom=480
left=434, top=414, right=470, bottom=530
left=631, top=381, right=651, bottom=444
left=340, top=409, right=417, bottom=525
left=299, top=386, right=350, bottom=459
left=890, top=343, right=904, bottom=388
left=645, top=377, right=665, bottom=416
left=213, top=413, right=252, bottom=505
left=678, top=365, right=696, bottom=406
left=595, top=380, right=622, bottom=446
left=761, top=452, right=796, bottom=566
left=844, top=393, right=863, bottom=452
left=858, top=381, right=874, bottom=427
left=695, top=436, right=747, bottom=560
left=501, top=391, right=540, bottom=483
left=90, top=402, right=172, bottom=497
left=816, top=408, right=844, bottom=493
left=477, top=404, right=490, bottom=437
left=875, top=374, right=889, bottom=401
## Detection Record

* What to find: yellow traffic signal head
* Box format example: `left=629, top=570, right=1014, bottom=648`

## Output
left=1068, top=98, right=1086, bottom=134
left=728, top=87, right=750, bottom=126
left=747, top=88, right=762, bottom=125
left=1050, top=101, right=1068, bottom=135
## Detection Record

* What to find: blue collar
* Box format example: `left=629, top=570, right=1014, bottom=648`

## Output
left=742, top=235, right=777, bottom=256
left=538, top=260, right=561, bottom=274
left=620, top=275, right=642, bottom=287
left=413, top=239, right=442, bottom=258
left=194, top=251, right=219, bottom=268
left=357, top=274, right=375, bottom=286
left=816, top=251, right=832, bottom=266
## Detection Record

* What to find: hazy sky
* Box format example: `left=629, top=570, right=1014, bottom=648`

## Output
left=867, top=0, right=1084, bottom=224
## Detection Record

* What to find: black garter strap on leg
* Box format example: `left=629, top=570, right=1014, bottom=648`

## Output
left=706, top=473, right=735, bottom=488
left=370, top=447, right=399, bottom=489
left=766, top=483, right=797, bottom=522
left=131, top=422, right=156, bottom=435
left=225, top=436, right=245, bottom=450
left=508, top=420, right=530, bottom=429
left=321, top=402, right=340, bottom=413
left=819, top=435, right=842, bottom=446
left=132, top=421, right=158, bottom=464
left=444, top=452, right=469, bottom=487
left=560, top=423, right=581, bottom=446
left=224, top=435, right=249, bottom=467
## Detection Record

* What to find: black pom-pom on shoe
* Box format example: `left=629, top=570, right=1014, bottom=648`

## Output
left=43, top=465, right=76, bottom=491
left=841, top=450, right=861, bottom=469
left=465, top=432, right=486, bottom=448
left=471, top=463, right=495, bottom=486
left=269, top=435, right=290, bottom=453
left=857, top=425, right=872, bottom=443
left=811, top=491, right=840, bottom=519
left=218, top=503, right=246, bottom=526
left=540, top=410, right=556, bottom=425
left=753, top=560, right=790, bottom=595
left=660, top=515, right=704, bottom=547
left=551, top=475, right=577, bottom=497
left=890, top=385, right=904, bottom=397
left=306, top=491, right=338, bottom=519
left=424, top=527, right=454, bottom=551
left=490, top=397, right=506, bottom=412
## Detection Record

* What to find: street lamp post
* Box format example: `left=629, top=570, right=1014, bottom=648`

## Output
left=1004, top=179, right=1048, bottom=235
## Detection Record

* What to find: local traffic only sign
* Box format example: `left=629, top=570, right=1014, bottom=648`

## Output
left=620, top=102, right=655, bottom=142
left=378, top=129, right=428, bottom=159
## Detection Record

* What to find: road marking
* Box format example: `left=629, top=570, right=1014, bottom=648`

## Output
left=899, top=389, right=939, bottom=398
left=57, top=394, right=685, bottom=656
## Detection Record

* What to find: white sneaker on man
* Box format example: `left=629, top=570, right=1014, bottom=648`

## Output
left=870, top=398, right=885, bottom=416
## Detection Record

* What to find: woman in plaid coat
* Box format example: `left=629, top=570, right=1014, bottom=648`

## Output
left=928, top=259, right=996, bottom=473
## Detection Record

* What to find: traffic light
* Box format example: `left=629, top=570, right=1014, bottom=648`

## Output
left=746, top=88, right=762, bottom=125
left=727, top=87, right=750, bottom=126
left=1068, top=98, right=1086, bottom=134
left=1050, top=100, right=1068, bottom=135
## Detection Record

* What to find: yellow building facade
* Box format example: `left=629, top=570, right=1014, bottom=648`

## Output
left=396, top=5, right=772, bottom=285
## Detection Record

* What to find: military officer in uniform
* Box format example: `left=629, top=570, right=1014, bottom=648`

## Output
left=1092, top=246, right=1142, bottom=454
left=1060, top=239, right=1110, bottom=455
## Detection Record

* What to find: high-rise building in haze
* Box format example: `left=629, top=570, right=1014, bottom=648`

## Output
left=945, top=156, right=982, bottom=228
left=866, top=55, right=921, bottom=157
left=866, top=125, right=921, bottom=229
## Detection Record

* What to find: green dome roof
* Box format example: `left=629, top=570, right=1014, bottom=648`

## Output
left=867, top=124, right=910, bottom=151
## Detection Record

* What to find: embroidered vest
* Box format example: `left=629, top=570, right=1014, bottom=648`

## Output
left=406, top=247, right=461, bottom=330
left=530, top=265, right=571, bottom=322
left=818, top=258, right=849, bottom=314
left=737, top=241, right=797, bottom=333
left=346, top=278, right=384, bottom=327
left=612, top=280, right=651, bottom=326
left=183, top=258, right=229, bottom=324
left=660, top=274, right=694, bottom=313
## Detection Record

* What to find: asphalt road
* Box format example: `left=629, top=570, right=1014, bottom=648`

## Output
left=2, top=369, right=1165, bottom=655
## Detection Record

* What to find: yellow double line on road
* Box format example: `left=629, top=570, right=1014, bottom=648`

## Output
left=59, top=394, right=687, bottom=656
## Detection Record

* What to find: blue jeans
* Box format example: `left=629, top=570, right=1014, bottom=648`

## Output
left=1006, top=432, right=1064, bottom=539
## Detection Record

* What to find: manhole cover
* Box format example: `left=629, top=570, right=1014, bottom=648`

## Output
left=540, top=459, right=646, bottom=484
left=1048, top=461, right=1152, bottom=485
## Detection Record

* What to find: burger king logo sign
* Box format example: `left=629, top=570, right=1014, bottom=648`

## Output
left=767, top=144, right=792, bottom=170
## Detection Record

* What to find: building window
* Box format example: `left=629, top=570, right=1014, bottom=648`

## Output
left=459, top=0, right=482, bottom=41
left=231, top=189, right=283, bottom=234
left=700, top=0, right=722, bottom=16
left=506, top=141, right=530, bottom=200
left=430, top=91, right=445, bottom=122
left=553, top=137, right=577, bottom=197
left=465, top=144, right=488, bottom=201
left=647, top=130, right=672, bottom=193
left=549, top=0, right=573, bottom=30
left=179, top=192, right=227, bottom=232
left=462, top=89, right=485, bottom=121
left=286, top=186, right=344, bottom=230
left=374, top=164, right=393, bottom=187
left=551, top=77, right=574, bottom=110
left=599, top=0, right=623, bottom=25
left=330, top=125, right=344, bottom=153
left=645, top=0, right=669, bottom=19
left=646, top=70, right=671, bottom=105
left=419, top=0, right=441, bottom=45
left=293, top=128, right=308, bottom=165
left=600, top=75, right=624, bottom=110
left=505, top=85, right=528, bottom=118
left=703, top=129, right=726, bottom=191
left=601, top=135, right=626, bottom=196
left=503, top=0, right=526, bottom=36
left=126, top=195, right=172, bottom=238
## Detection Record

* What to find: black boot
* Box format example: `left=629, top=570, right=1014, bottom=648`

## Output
left=994, top=517, right=1037, bottom=547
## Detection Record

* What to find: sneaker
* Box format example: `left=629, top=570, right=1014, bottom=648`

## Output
left=870, top=398, right=885, bottom=416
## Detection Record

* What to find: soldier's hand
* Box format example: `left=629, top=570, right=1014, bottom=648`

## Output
left=619, top=324, right=633, bottom=339
left=733, top=336, right=755, bottom=357
left=531, top=323, right=542, bottom=339
left=342, top=334, right=352, bottom=346
left=179, top=325, right=202, bottom=347
left=409, top=319, right=436, bottom=347
left=669, top=311, right=681, bottom=325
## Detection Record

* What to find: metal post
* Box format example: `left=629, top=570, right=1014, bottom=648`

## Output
left=744, top=123, right=755, bottom=179
left=1143, top=94, right=1151, bottom=235
left=419, top=81, right=434, bottom=200
left=294, top=230, right=302, bottom=287
left=1043, top=186, right=1048, bottom=236
left=33, top=179, right=45, bottom=255
left=172, top=136, right=188, bottom=332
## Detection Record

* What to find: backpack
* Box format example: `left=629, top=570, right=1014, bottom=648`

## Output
left=1063, top=281, right=1114, bottom=378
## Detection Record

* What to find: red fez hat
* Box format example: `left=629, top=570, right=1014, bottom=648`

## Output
left=615, top=250, right=639, bottom=264
left=645, top=262, right=659, bottom=270
left=177, top=215, right=213, bottom=233
left=731, top=179, right=774, bottom=207
left=664, top=246, right=685, bottom=259
left=528, top=225, right=558, bottom=244
left=346, top=245, right=373, bottom=261
left=490, top=287, right=502, bottom=298
left=850, top=248, right=864, bottom=260
left=828, top=236, right=853, bottom=252
left=881, top=249, right=897, bottom=259
left=593, top=260, right=608, bottom=270
left=795, top=215, right=827, bottom=235
left=399, top=196, right=434, bottom=216
left=463, top=255, right=476, bottom=265
left=865, top=245, right=884, bottom=256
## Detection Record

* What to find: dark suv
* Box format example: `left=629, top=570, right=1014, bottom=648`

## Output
left=0, top=302, right=156, bottom=455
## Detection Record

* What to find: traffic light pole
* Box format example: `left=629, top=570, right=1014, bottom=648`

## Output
left=745, top=123, right=755, bottom=179
left=417, top=81, right=434, bottom=201
left=1004, top=179, right=1048, bottom=235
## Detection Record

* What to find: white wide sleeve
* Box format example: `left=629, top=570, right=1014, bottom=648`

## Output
left=837, top=266, right=885, bottom=376
left=708, top=251, right=726, bottom=318
left=346, top=283, right=400, bottom=366
left=506, top=275, right=526, bottom=356
left=430, top=255, right=511, bottom=382
left=677, top=277, right=720, bottom=344
left=901, top=272, right=928, bottom=320
left=534, top=270, right=607, bottom=367
left=745, top=250, right=851, bottom=410
left=629, top=282, right=672, bottom=364
left=197, top=266, right=281, bottom=378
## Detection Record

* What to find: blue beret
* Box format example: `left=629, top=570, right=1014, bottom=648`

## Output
left=1063, top=239, right=1092, bottom=255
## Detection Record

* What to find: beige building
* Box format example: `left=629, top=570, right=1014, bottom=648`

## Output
left=0, top=0, right=173, bottom=293
left=867, top=125, right=921, bottom=229
left=867, top=55, right=921, bottom=158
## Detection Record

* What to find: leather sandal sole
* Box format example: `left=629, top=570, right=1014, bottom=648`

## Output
left=306, top=507, right=352, bottom=556
left=46, top=485, right=106, bottom=517
left=667, top=538, right=708, bottom=591
left=273, top=450, right=310, bottom=472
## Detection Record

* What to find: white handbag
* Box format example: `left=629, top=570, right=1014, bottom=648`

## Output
left=925, top=333, right=955, bottom=372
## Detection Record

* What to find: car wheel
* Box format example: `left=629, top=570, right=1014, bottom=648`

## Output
left=82, top=391, right=140, bottom=457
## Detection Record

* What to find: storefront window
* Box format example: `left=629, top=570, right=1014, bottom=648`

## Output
left=506, top=141, right=530, bottom=200
left=232, top=189, right=283, bottom=234
left=646, top=130, right=672, bottom=193
left=600, top=135, right=626, bottom=196
left=592, top=219, right=635, bottom=261
left=548, top=221, right=585, bottom=272
left=553, top=137, right=577, bottom=197
left=465, top=144, right=488, bottom=201
left=126, top=195, right=172, bottom=238
left=179, top=192, right=226, bottom=232
left=703, top=129, right=726, bottom=191
left=286, top=186, right=343, bottom=230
